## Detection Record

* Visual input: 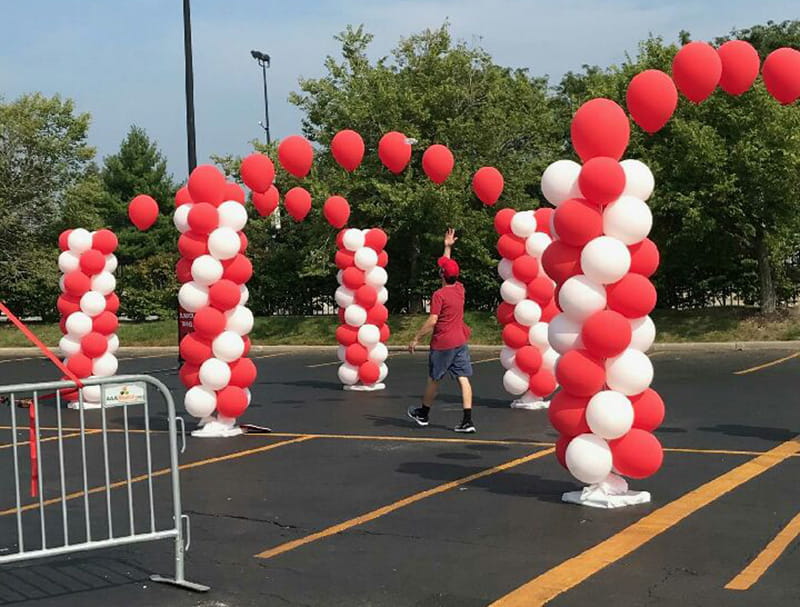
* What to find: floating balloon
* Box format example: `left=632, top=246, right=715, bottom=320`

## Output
left=253, top=186, right=280, bottom=217
left=422, top=144, right=455, bottom=184
left=284, top=187, right=312, bottom=221
left=331, top=130, right=365, bottom=172
left=472, top=167, right=504, bottom=205
left=240, top=153, right=275, bottom=193
left=625, top=69, right=678, bottom=133
left=672, top=41, right=722, bottom=104
left=278, top=135, right=314, bottom=178
left=717, top=40, right=760, bottom=96
left=188, top=164, right=226, bottom=205
left=128, top=194, right=159, bottom=230
left=570, top=98, right=630, bottom=162
left=324, top=196, right=351, bottom=229
left=762, top=47, right=800, bottom=105
left=378, top=131, right=412, bottom=174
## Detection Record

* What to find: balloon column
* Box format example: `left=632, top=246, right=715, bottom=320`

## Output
left=334, top=228, right=390, bottom=391
left=57, top=228, right=120, bottom=408
left=495, top=208, right=560, bottom=409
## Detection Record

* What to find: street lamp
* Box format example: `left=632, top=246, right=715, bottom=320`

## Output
left=182, top=0, right=197, bottom=172
left=251, top=50, right=271, bottom=145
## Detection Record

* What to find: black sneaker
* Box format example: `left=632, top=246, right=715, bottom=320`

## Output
left=454, top=420, right=476, bottom=433
left=407, top=406, right=429, bottom=427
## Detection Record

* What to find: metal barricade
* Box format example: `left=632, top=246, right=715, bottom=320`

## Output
left=0, top=374, right=208, bottom=592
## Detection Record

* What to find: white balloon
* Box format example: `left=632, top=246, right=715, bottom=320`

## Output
left=354, top=247, right=378, bottom=271
left=178, top=281, right=209, bottom=312
left=173, top=203, right=192, bottom=233
left=217, top=200, right=248, bottom=231
left=207, top=227, right=240, bottom=260
left=500, top=278, right=527, bottom=305
left=497, top=258, right=513, bottom=280
left=244, top=388, right=252, bottom=406
left=91, top=271, right=117, bottom=295
left=525, top=232, right=552, bottom=258
left=621, top=159, right=655, bottom=201
left=558, top=275, right=607, bottom=322
left=565, top=433, right=613, bottom=485
left=67, top=228, right=92, bottom=253
left=225, top=305, right=254, bottom=336
left=58, top=251, right=80, bottom=274
left=541, top=347, right=560, bottom=373
left=630, top=316, right=656, bottom=352
left=606, top=348, right=654, bottom=395
left=549, top=212, right=558, bottom=240
left=514, top=299, right=542, bottom=326
left=528, top=322, right=550, bottom=349
left=336, top=270, right=344, bottom=286
left=603, top=195, right=653, bottom=245
left=338, top=363, right=359, bottom=385
left=58, top=275, right=66, bottom=293
left=586, top=391, right=634, bottom=439
left=335, top=286, right=355, bottom=308
left=377, top=287, right=389, bottom=305
left=503, top=366, right=530, bottom=395
left=511, top=211, right=537, bottom=238
left=343, top=229, right=365, bottom=252
left=378, top=362, right=389, bottom=382
left=81, top=385, right=102, bottom=404
left=107, top=334, right=120, bottom=354
left=238, top=285, right=250, bottom=306
left=59, top=335, right=82, bottom=357
left=541, top=160, right=582, bottom=207
left=336, top=345, right=347, bottom=362
left=92, top=352, right=118, bottom=377
left=199, top=358, right=232, bottom=390
left=368, top=342, right=389, bottom=363
left=66, top=312, right=93, bottom=337
left=548, top=313, right=583, bottom=354
left=357, top=323, right=380, bottom=347
left=80, top=291, right=106, bottom=317
left=212, top=331, right=245, bottom=363
left=104, top=254, right=118, bottom=274
left=365, top=266, right=388, bottom=288
left=500, top=346, right=516, bottom=370
left=185, top=386, right=217, bottom=418
left=344, top=304, right=367, bottom=327
left=580, top=236, right=631, bottom=285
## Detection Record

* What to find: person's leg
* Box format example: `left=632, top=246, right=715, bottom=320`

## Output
left=422, top=377, right=439, bottom=407
left=457, top=376, right=472, bottom=409
left=452, top=346, right=475, bottom=433
left=408, top=353, right=445, bottom=427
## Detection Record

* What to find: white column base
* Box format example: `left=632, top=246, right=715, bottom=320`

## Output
left=562, top=473, right=651, bottom=509
left=67, top=401, right=102, bottom=410
left=343, top=383, right=386, bottom=392
left=191, top=419, right=243, bottom=438
left=510, top=399, right=550, bottom=410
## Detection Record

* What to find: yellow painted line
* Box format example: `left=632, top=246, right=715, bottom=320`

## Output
left=256, top=448, right=554, bottom=559
left=0, top=356, right=43, bottom=364
left=734, top=351, right=800, bottom=375
left=0, top=430, right=100, bottom=451
left=725, top=510, right=800, bottom=591
left=265, top=432, right=554, bottom=448
left=306, top=360, right=340, bottom=368
left=252, top=352, right=291, bottom=359
left=473, top=357, right=501, bottom=365
left=490, top=436, right=800, bottom=607
left=0, top=436, right=313, bottom=518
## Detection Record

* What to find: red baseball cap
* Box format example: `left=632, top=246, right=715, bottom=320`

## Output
left=438, top=256, right=460, bottom=278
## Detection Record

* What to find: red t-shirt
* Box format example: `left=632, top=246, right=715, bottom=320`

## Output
left=430, top=282, right=471, bottom=350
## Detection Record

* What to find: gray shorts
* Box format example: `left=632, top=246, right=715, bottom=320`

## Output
left=429, top=345, right=473, bottom=380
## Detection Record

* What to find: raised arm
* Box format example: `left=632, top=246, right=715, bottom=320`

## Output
left=443, top=228, right=457, bottom=258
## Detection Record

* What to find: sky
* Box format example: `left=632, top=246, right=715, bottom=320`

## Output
left=1, top=0, right=797, bottom=177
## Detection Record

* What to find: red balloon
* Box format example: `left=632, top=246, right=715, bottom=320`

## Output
left=530, top=370, right=557, bottom=397
left=253, top=186, right=280, bottom=217
left=128, top=194, right=159, bottom=230
left=494, top=208, right=515, bottom=235
left=216, top=386, right=249, bottom=418
left=59, top=317, right=68, bottom=334
left=515, top=346, right=542, bottom=375
left=422, top=144, right=455, bottom=184
left=628, top=238, right=660, bottom=277
left=222, top=255, right=253, bottom=284
left=541, top=241, right=582, bottom=284
left=187, top=202, right=219, bottom=234
left=512, top=255, right=539, bottom=283
left=607, top=274, right=657, bottom=318
left=555, top=349, right=605, bottom=397
left=335, top=249, right=356, bottom=269
left=762, top=47, right=800, bottom=105
left=379, top=324, right=391, bottom=342
left=177, top=232, right=208, bottom=260
left=58, top=230, right=72, bottom=251
left=284, top=187, right=312, bottom=222
left=92, top=229, right=118, bottom=255
left=323, top=196, right=351, bottom=229
left=175, top=258, right=192, bottom=283
left=552, top=198, right=603, bottom=247
left=81, top=332, right=108, bottom=358
left=346, top=343, right=369, bottom=366
left=342, top=267, right=366, bottom=290
left=581, top=310, right=632, bottom=359
left=497, top=234, right=526, bottom=260
left=672, top=41, right=722, bottom=104
left=66, top=353, right=93, bottom=378
left=378, top=131, right=412, bottom=174
left=626, top=69, right=678, bottom=133
left=578, top=157, right=626, bottom=206
left=571, top=98, right=630, bottom=162
left=179, top=363, right=201, bottom=388
left=717, top=40, right=760, bottom=96
left=242, top=336, right=252, bottom=357
left=359, top=361, right=381, bottom=384
left=630, top=388, right=665, bottom=432
left=63, top=271, right=91, bottom=297
left=278, top=135, right=314, bottom=178
left=472, top=167, right=504, bottom=206
left=496, top=302, right=515, bottom=325
left=336, top=324, right=359, bottom=346
left=105, top=293, right=120, bottom=314
left=188, top=165, right=226, bottom=205
left=57, top=295, right=81, bottom=316
left=534, top=208, right=554, bottom=235
left=502, top=322, right=530, bottom=349
left=223, top=182, right=246, bottom=203
left=355, top=285, right=378, bottom=308
left=180, top=333, right=212, bottom=366
left=331, top=130, right=365, bottom=172
left=193, top=306, right=226, bottom=338
left=364, top=229, right=388, bottom=252
left=229, top=358, right=257, bottom=388
left=336, top=229, right=347, bottom=250
left=527, top=276, right=555, bottom=306
left=366, top=303, right=389, bottom=326
left=79, top=249, right=106, bottom=275
left=239, top=232, right=248, bottom=254
left=240, top=153, right=275, bottom=193
left=377, top=251, right=389, bottom=268
left=541, top=300, right=560, bottom=323
left=555, top=435, right=571, bottom=468
left=208, top=279, right=241, bottom=311
left=175, top=186, right=193, bottom=207
left=337, top=308, right=346, bottom=323
left=92, top=311, right=119, bottom=336
left=548, top=391, right=590, bottom=437
left=610, top=429, right=663, bottom=479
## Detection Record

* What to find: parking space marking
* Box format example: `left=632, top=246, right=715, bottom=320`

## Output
left=733, top=352, right=800, bottom=375
left=255, top=448, right=554, bottom=560
left=0, top=356, right=43, bottom=365
left=490, top=435, right=800, bottom=607
left=473, top=357, right=500, bottom=365
left=0, top=429, right=100, bottom=450
left=725, top=510, right=800, bottom=591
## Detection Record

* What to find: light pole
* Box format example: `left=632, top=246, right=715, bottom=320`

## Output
left=183, top=0, right=197, bottom=172
left=250, top=50, right=271, bottom=145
